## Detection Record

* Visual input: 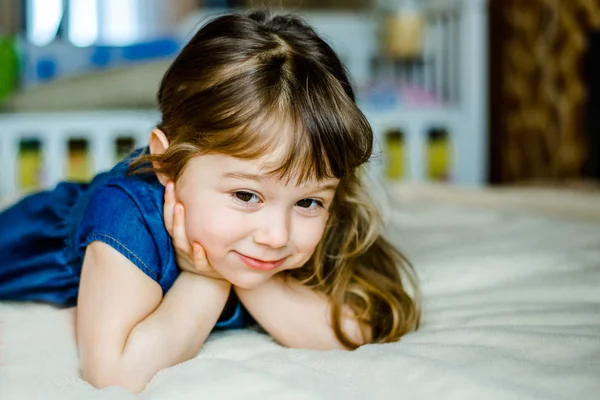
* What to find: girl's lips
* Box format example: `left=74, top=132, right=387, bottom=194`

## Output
left=236, top=252, right=286, bottom=271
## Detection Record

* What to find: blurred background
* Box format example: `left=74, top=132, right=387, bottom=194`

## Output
left=0, top=0, right=599, bottom=196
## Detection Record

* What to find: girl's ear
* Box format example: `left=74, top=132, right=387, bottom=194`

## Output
left=149, top=129, right=170, bottom=187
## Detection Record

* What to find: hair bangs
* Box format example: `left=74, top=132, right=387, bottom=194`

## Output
left=201, top=103, right=337, bottom=186
left=286, top=54, right=374, bottom=180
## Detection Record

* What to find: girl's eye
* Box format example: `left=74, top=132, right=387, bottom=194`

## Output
left=296, top=198, right=324, bottom=209
left=233, top=191, right=260, bottom=204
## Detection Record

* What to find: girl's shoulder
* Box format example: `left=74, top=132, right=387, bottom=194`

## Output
left=72, top=148, right=178, bottom=292
left=88, top=147, right=163, bottom=214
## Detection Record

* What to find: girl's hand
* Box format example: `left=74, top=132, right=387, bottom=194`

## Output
left=163, top=181, right=224, bottom=280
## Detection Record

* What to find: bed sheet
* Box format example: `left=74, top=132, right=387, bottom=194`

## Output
left=1, top=184, right=599, bottom=399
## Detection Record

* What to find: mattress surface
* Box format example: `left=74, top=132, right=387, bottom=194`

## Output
left=1, top=183, right=599, bottom=399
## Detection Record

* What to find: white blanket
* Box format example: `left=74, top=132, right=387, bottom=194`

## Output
left=2, top=185, right=600, bottom=399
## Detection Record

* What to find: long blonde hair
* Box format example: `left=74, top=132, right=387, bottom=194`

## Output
left=131, top=10, right=420, bottom=348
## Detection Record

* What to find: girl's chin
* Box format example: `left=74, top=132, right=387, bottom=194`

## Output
left=223, top=271, right=272, bottom=290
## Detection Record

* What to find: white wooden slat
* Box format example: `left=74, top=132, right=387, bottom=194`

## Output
left=135, top=132, right=150, bottom=149
left=433, top=14, right=445, bottom=102
left=448, top=117, right=461, bottom=182
left=0, top=130, right=18, bottom=198
left=456, top=0, right=489, bottom=185
left=447, top=13, right=459, bottom=104
left=406, top=120, right=426, bottom=182
left=41, top=130, right=67, bottom=190
left=423, top=17, right=434, bottom=93
left=90, top=129, right=115, bottom=175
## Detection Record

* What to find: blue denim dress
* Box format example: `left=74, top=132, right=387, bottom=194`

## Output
left=0, top=148, right=249, bottom=329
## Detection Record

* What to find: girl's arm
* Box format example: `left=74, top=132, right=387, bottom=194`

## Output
left=77, top=241, right=231, bottom=393
left=234, top=276, right=368, bottom=350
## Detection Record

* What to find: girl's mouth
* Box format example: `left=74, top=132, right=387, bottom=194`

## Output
left=235, top=252, right=287, bottom=271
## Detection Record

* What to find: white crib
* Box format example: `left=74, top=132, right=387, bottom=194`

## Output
left=0, top=0, right=488, bottom=200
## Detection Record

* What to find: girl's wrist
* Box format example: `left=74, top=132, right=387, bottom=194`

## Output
left=172, top=272, right=232, bottom=313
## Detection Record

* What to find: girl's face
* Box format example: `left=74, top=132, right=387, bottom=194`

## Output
left=175, top=153, right=339, bottom=289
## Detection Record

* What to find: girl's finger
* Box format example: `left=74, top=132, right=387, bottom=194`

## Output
left=163, top=182, right=175, bottom=233
left=172, top=203, right=192, bottom=254
left=193, top=242, right=210, bottom=270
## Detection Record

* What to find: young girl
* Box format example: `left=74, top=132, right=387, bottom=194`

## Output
left=0, top=10, right=420, bottom=393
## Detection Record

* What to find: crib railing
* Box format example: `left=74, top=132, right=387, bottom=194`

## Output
left=305, top=0, right=488, bottom=184
left=0, top=107, right=466, bottom=200
left=0, top=110, right=159, bottom=198
left=0, top=0, right=488, bottom=199
left=422, top=0, right=488, bottom=185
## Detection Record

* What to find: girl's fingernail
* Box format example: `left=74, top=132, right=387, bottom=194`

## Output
left=174, top=204, right=180, bottom=214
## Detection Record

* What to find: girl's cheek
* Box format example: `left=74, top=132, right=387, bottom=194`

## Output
left=307, top=218, right=328, bottom=244
left=180, top=193, right=221, bottom=236
left=294, top=218, right=328, bottom=255
left=186, top=206, right=240, bottom=245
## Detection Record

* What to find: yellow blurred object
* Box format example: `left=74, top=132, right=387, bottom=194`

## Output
left=114, top=137, right=136, bottom=164
left=19, top=146, right=42, bottom=189
left=428, top=129, right=450, bottom=181
left=67, top=140, right=92, bottom=182
left=385, top=130, right=405, bottom=179
left=67, top=150, right=91, bottom=182
left=382, top=11, right=425, bottom=59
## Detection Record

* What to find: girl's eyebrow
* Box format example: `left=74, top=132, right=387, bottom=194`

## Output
left=221, top=171, right=268, bottom=183
left=221, top=171, right=338, bottom=192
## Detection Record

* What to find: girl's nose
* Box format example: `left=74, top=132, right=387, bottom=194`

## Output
left=253, top=210, right=290, bottom=249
